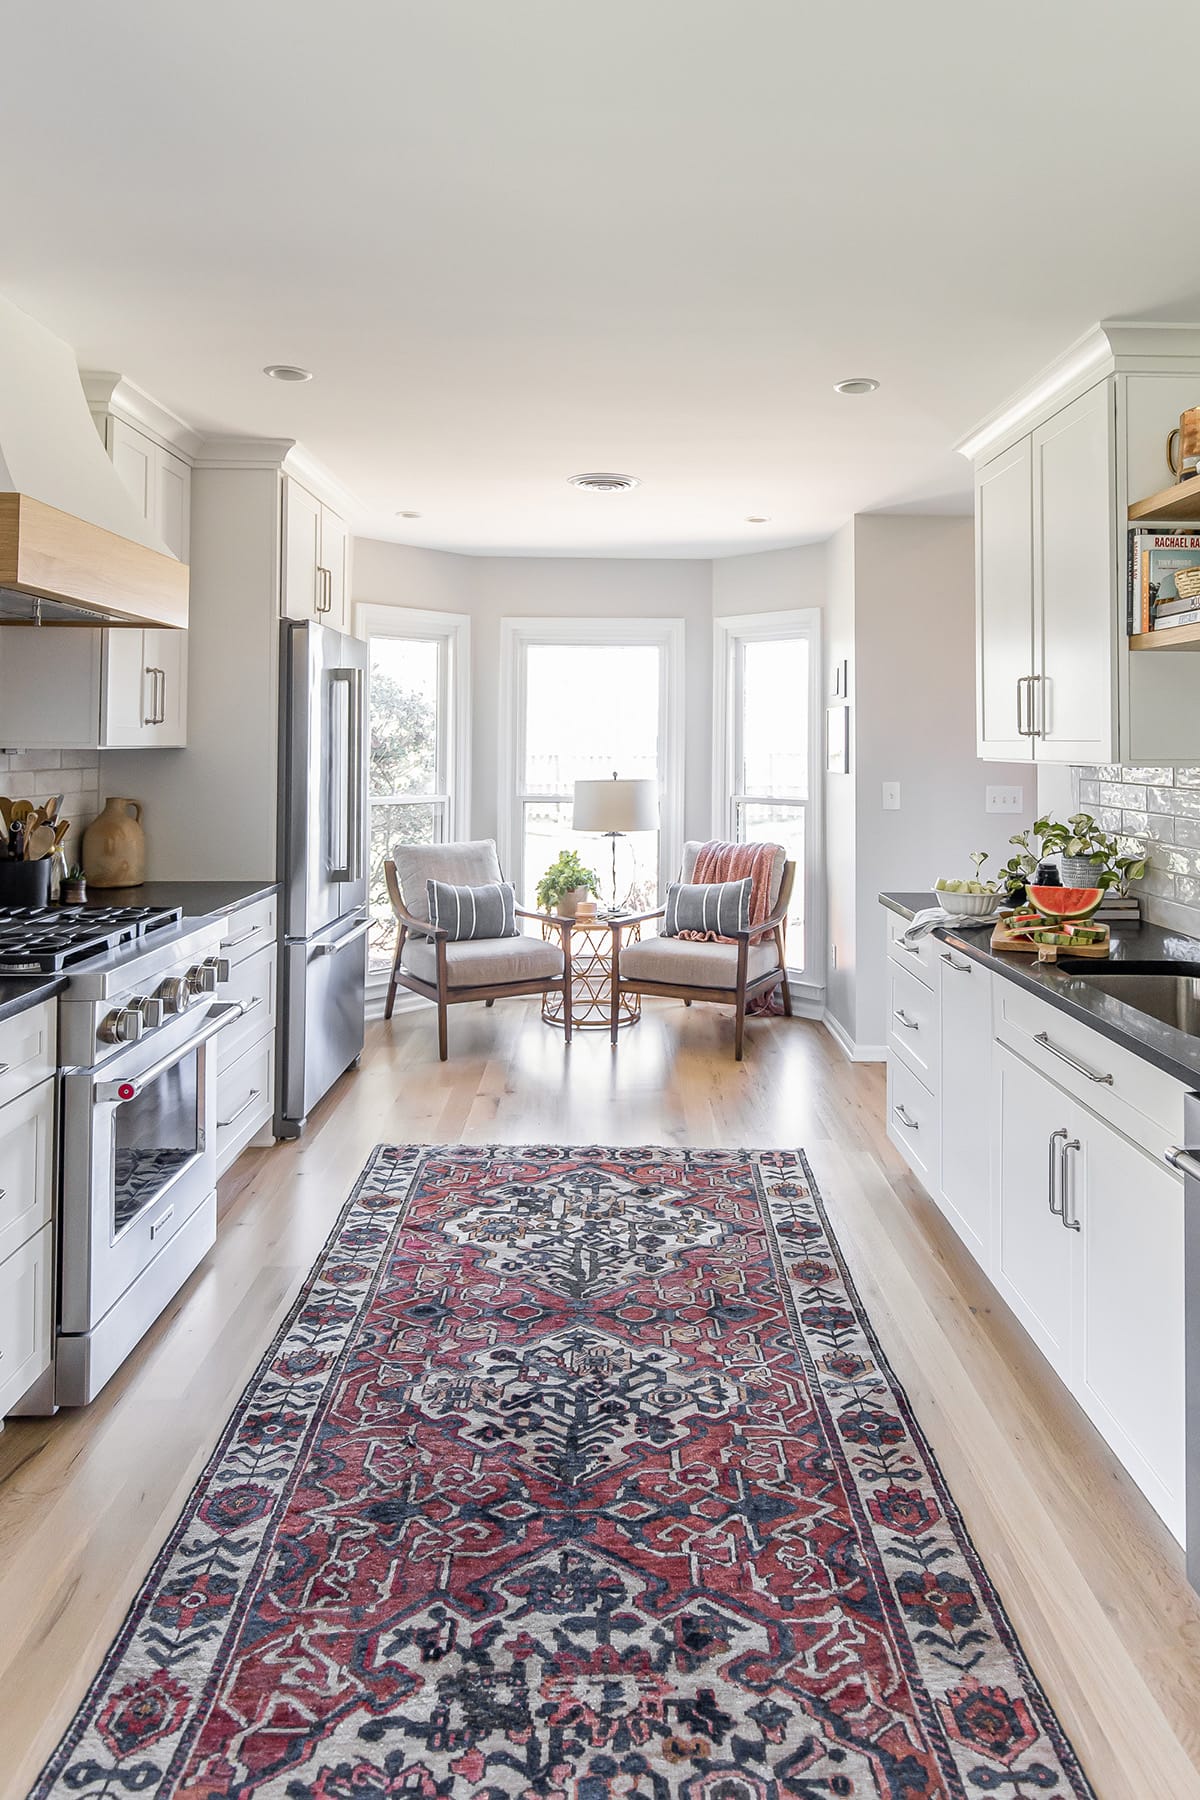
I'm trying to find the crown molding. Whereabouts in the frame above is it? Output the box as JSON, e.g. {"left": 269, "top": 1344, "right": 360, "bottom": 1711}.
{"left": 191, "top": 435, "right": 297, "bottom": 471}
{"left": 79, "top": 369, "right": 204, "bottom": 460}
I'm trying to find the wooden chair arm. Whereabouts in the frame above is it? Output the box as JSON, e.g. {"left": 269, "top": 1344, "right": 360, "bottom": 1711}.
{"left": 609, "top": 906, "right": 666, "bottom": 928}
{"left": 515, "top": 905, "right": 575, "bottom": 933}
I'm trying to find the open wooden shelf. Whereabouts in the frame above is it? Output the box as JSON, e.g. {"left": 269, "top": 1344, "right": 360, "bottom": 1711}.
{"left": 1128, "top": 478, "right": 1200, "bottom": 523}
{"left": 1129, "top": 620, "right": 1200, "bottom": 652}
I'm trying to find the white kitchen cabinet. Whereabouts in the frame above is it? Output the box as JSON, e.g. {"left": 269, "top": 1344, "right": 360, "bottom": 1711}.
{"left": 975, "top": 439, "right": 1034, "bottom": 760}
{"left": 974, "top": 383, "right": 1115, "bottom": 765}
{"left": 1068, "top": 1109, "right": 1185, "bottom": 1535}
{"left": 283, "top": 478, "right": 349, "bottom": 629}
{"left": 1032, "top": 384, "right": 1116, "bottom": 763}
{"left": 992, "top": 1039, "right": 1076, "bottom": 1381}
{"left": 0, "top": 625, "right": 186, "bottom": 749}
{"left": 105, "top": 416, "right": 191, "bottom": 562}
{"left": 214, "top": 893, "right": 279, "bottom": 1176}
{"left": 936, "top": 946, "right": 992, "bottom": 1263}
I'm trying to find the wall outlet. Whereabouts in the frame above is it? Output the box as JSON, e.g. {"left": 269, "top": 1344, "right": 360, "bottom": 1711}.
{"left": 986, "top": 785, "right": 1025, "bottom": 814}
{"left": 881, "top": 782, "right": 901, "bottom": 811}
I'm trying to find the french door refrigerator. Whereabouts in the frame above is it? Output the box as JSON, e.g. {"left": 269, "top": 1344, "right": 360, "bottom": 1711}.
{"left": 276, "top": 619, "right": 370, "bottom": 1136}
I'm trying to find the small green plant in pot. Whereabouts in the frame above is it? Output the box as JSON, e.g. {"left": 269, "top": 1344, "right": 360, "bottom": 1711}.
{"left": 1040, "top": 812, "right": 1148, "bottom": 892}
{"left": 536, "top": 849, "right": 599, "bottom": 918}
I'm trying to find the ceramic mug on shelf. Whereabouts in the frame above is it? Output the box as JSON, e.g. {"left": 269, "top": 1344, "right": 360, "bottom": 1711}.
{"left": 1166, "top": 406, "right": 1200, "bottom": 482}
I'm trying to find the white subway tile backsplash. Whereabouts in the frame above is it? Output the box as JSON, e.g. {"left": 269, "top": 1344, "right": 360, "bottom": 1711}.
{"left": 1077, "top": 779, "right": 1100, "bottom": 805}
{"left": 1071, "top": 764, "right": 1200, "bottom": 934}
{"left": 1148, "top": 787, "right": 1176, "bottom": 814}
{"left": 0, "top": 751, "right": 100, "bottom": 870}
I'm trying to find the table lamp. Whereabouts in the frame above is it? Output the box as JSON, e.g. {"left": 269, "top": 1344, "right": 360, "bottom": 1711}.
{"left": 572, "top": 771, "right": 659, "bottom": 911}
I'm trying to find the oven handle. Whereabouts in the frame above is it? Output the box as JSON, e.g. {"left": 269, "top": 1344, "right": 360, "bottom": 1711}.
{"left": 94, "top": 1002, "right": 245, "bottom": 1105}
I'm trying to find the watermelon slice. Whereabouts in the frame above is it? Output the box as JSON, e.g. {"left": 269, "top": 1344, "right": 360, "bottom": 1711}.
{"left": 1027, "top": 884, "right": 1103, "bottom": 922}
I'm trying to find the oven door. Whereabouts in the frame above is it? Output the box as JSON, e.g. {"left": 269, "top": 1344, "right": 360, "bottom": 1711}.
{"left": 60, "top": 1001, "right": 243, "bottom": 1334}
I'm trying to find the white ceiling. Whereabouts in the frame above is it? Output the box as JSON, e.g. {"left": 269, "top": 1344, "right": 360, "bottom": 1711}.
{"left": 3, "top": 0, "right": 1198, "bottom": 557}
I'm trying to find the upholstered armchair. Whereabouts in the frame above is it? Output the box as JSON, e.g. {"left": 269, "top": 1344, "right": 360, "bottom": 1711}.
{"left": 384, "top": 840, "right": 574, "bottom": 1060}
{"left": 610, "top": 840, "right": 795, "bottom": 1059}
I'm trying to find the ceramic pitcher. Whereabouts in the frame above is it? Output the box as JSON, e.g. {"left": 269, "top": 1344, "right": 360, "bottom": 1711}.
{"left": 82, "top": 797, "right": 145, "bottom": 888}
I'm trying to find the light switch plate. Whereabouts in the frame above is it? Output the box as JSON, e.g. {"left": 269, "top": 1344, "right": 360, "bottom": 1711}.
{"left": 882, "top": 782, "right": 901, "bottom": 811}
{"left": 986, "top": 786, "right": 1025, "bottom": 814}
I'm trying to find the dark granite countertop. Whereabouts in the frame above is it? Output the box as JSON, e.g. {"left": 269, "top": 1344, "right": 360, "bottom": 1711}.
{"left": 74, "top": 880, "right": 278, "bottom": 926}
{"left": 880, "top": 891, "right": 1200, "bottom": 1090}
{"left": 0, "top": 973, "right": 68, "bottom": 1025}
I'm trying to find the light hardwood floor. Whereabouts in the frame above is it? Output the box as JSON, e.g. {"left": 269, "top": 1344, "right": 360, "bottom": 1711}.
{"left": 2, "top": 997, "right": 1199, "bottom": 1798}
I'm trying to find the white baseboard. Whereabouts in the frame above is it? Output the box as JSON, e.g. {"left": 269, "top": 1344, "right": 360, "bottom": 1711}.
{"left": 822, "top": 1010, "right": 886, "bottom": 1063}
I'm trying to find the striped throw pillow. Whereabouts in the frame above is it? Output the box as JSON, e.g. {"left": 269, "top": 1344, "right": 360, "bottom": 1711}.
{"left": 426, "top": 879, "right": 518, "bottom": 941}
{"left": 662, "top": 877, "right": 752, "bottom": 938}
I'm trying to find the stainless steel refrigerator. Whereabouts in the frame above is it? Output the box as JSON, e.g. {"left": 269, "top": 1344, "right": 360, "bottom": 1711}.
{"left": 276, "top": 619, "right": 370, "bottom": 1136}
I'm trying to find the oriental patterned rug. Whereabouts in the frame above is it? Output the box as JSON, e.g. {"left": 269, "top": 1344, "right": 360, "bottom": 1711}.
{"left": 32, "top": 1145, "right": 1094, "bottom": 1799}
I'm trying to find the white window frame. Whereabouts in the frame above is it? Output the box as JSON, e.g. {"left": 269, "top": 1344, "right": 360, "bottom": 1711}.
{"left": 713, "top": 607, "right": 824, "bottom": 1001}
{"left": 357, "top": 603, "right": 472, "bottom": 843}
{"left": 498, "top": 616, "right": 685, "bottom": 904}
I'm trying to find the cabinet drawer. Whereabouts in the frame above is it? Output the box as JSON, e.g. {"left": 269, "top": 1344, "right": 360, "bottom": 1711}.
{"left": 887, "top": 1057, "right": 937, "bottom": 1190}
{"left": 216, "top": 941, "right": 277, "bottom": 1069}
{"left": 219, "top": 895, "right": 278, "bottom": 968}
{"left": 216, "top": 1034, "right": 275, "bottom": 1178}
{"left": 994, "top": 978, "right": 1187, "bottom": 1153}
{"left": 0, "top": 1001, "right": 56, "bottom": 1109}
{"left": 885, "top": 910, "right": 937, "bottom": 989}
{"left": 887, "top": 960, "right": 939, "bottom": 1090}
{"left": 0, "top": 1223, "right": 52, "bottom": 1419}
{"left": 0, "top": 1077, "right": 54, "bottom": 1266}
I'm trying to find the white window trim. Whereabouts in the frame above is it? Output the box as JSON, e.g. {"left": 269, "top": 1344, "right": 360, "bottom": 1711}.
{"left": 712, "top": 607, "right": 825, "bottom": 1003}
{"left": 356, "top": 602, "right": 472, "bottom": 841}
{"left": 498, "top": 616, "right": 685, "bottom": 902}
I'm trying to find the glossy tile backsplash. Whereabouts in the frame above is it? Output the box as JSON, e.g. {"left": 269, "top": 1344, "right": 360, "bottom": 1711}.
{"left": 1072, "top": 764, "right": 1200, "bottom": 934}
{"left": 0, "top": 748, "right": 100, "bottom": 868}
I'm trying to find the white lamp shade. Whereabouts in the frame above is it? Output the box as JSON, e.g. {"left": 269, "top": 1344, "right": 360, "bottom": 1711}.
{"left": 572, "top": 777, "right": 659, "bottom": 833}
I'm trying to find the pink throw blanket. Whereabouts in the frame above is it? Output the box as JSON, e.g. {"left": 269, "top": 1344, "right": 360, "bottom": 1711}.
{"left": 677, "top": 840, "right": 784, "bottom": 1015}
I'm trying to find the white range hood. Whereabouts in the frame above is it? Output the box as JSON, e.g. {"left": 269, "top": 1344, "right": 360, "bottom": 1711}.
{"left": 0, "top": 295, "right": 188, "bottom": 627}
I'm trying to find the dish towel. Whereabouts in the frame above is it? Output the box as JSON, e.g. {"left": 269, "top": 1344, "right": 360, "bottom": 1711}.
{"left": 901, "top": 906, "right": 1000, "bottom": 944}
{"left": 678, "top": 839, "right": 783, "bottom": 1015}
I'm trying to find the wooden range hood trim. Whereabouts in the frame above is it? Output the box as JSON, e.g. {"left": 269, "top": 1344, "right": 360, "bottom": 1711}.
{"left": 0, "top": 492, "right": 188, "bottom": 629}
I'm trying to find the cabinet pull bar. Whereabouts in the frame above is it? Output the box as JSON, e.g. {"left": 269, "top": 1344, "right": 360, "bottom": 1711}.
{"left": 1016, "top": 675, "right": 1031, "bottom": 736}
{"left": 1032, "top": 1030, "right": 1113, "bottom": 1084}
{"left": 221, "top": 924, "right": 263, "bottom": 949}
{"left": 1166, "top": 1145, "right": 1200, "bottom": 1182}
{"left": 1060, "top": 1137, "right": 1082, "bottom": 1230}
{"left": 895, "top": 940, "right": 922, "bottom": 956}
{"left": 940, "top": 952, "right": 971, "bottom": 972}
{"left": 0, "top": 1062, "right": 9, "bottom": 1074}
{"left": 892, "top": 1008, "right": 918, "bottom": 1031}
{"left": 893, "top": 1104, "right": 919, "bottom": 1131}
{"left": 218, "top": 1087, "right": 262, "bottom": 1130}
{"left": 1048, "top": 1127, "right": 1068, "bottom": 1216}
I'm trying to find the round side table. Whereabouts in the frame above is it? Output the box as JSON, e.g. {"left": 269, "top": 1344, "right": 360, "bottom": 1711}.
{"left": 542, "top": 916, "right": 642, "bottom": 1030}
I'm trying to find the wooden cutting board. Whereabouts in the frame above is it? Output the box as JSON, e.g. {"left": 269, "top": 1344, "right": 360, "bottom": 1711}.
{"left": 990, "top": 914, "right": 1110, "bottom": 960}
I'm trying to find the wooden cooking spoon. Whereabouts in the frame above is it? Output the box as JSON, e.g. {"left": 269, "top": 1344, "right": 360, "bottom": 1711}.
{"left": 25, "top": 824, "right": 55, "bottom": 862}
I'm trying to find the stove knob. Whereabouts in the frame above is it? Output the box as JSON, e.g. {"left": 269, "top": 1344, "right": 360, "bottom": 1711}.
{"left": 134, "top": 994, "right": 165, "bottom": 1028}
{"left": 100, "top": 1006, "right": 143, "bottom": 1045}
{"left": 157, "top": 976, "right": 193, "bottom": 1015}
{"left": 187, "top": 956, "right": 228, "bottom": 994}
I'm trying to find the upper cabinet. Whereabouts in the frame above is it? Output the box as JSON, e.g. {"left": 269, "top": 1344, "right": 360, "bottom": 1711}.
{"left": 965, "top": 324, "right": 1200, "bottom": 765}
{"left": 98, "top": 414, "right": 191, "bottom": 563}
{"left": 0, "top": 626, "right": 186, "bottom": 750}
{"left": 282, "top": 477, "right": 350, "bottom": 631}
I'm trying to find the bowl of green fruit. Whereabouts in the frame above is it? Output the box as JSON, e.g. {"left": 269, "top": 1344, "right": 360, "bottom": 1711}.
{"left": 934, "top": 853, "right": 1002, "bottom": 917}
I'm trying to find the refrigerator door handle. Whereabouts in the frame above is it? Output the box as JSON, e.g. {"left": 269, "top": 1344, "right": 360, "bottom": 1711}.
{"left": 312, "top": 918, "right": 371, "bottom": 957}
{"left": 328, "top": 665, "right": 364, "bottom": 883}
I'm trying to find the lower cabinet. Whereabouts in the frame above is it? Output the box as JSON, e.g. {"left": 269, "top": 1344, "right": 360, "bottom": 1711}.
{"left": 0, "top": 1224, "right": 53, "bottom": 1420}
{"left": 213, "top": 895, "right": 279, "bottom": 1179}
{"left": 882, "top": 904, "right": 1187, "bottom": 1541}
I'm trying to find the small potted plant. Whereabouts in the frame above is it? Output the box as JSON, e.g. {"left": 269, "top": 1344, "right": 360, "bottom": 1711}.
{"left": 1040, "top": 812, "right": 1148, "bottom": 892}
{"left": 536, "top": 849, "right": 599, "bottom": 918}
{"left": 61, "top": 864, "right": 87, "bottom": 905}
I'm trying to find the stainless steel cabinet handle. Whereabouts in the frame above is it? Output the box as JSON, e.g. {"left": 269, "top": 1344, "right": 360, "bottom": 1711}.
{"left": 1048, "top": 1126, "right": 1068, "bottom": 1217}
{"left": 1032, "top": 673, "right": 1047, "bottom": 738}
{"left": 895, "top": 940, "right": 922, "bottom": 956}
{"left": 156, "top": 667, "right": 167, "bottom": 724}
{"left": 218, "top": 1087, "right": 261, "bottom": 1130}
{"left": 1060, "top": 1137, "right": 1082, "bottom": 1230}
{"left": 0, "top": 1187, "right": 6, "bottom": 1201}
{"left": 222, "top": 922, "right": 265, "bottom": 949}
{"left": 1016, "top": 675, "right": 1032, "bottom": 737}
{"left": 0, "top": 1062, "right": 9, "bottom": 1074}
{"left": 149, "top": 1205, "right": 175, "bottom": 1241}
{"left": 1166, "top": 1145, "right": 1200, "bottom": 1181}
{"left": 893, "top": 1104, "right": 919, "bottom": 1131}
{"left": 940, "top": 952, "right": 971, "bottom": 972}
{"left": 892, "top": 1008, "right": 918, "bottom": 1031}
{"left": 1032, "top": 1031, "right": 1113, "bottom": 1085}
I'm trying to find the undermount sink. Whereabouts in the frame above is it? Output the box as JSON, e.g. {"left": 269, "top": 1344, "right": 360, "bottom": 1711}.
{"left": 1058, "top": 962, "right": 1200, "bottom": 1035}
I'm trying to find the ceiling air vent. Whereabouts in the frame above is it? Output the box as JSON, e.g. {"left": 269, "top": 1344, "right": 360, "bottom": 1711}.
{"left": 567, "top": 472, "right": 641, "bottom": 492}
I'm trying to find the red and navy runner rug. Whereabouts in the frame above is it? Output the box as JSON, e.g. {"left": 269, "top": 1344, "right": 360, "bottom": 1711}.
{"left": 32, "top": 1145, "right": 1094, "bottom": 1799}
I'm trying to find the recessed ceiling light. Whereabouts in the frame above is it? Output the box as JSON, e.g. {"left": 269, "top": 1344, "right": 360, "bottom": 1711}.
{"left": 395, "top": 510, "right": 422, "bottom": 519}
{"left": 567, "top": 472, "right": 641, "bottom": 492}
{"left": 745, "top": 515, "right": 771, "bottom": 524}
{"left": 834, "top": 377, "right": 880, "bottom": 396}
{"left": 263, "top": 363, "right": 313, "bottom": 382}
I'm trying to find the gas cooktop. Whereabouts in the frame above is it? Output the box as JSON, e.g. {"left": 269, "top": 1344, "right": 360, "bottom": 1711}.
{"left": 0, "top": 903, "right": 184, "bottom": 974}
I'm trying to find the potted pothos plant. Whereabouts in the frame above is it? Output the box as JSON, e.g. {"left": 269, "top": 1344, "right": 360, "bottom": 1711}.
{"left": 1039, "top": 812, "right": 1148, "bottom": 892}
{"left": 536, "top": 849, "right": 599, "bottom": 918}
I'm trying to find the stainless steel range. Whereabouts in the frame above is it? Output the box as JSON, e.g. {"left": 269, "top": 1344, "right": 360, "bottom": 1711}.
{"left": 8, "top": 904, "right": 250, "bottom": 1406}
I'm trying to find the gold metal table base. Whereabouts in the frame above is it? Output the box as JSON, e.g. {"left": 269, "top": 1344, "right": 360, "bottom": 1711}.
{"left": 542, "top": 916, "right": 641, "bottom": 1030}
